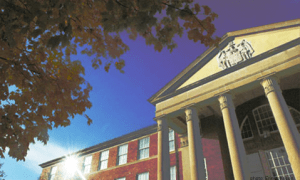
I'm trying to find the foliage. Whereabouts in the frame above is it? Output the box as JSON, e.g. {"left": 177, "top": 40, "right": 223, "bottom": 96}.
{"left": 0, "top": 0, "right": 220, "bottom": 161}
{"left": 0, "top": 163, "right": 6, "bottom": 180}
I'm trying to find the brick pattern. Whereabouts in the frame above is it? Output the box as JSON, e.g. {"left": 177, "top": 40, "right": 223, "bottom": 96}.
{"left": 88, "top": 158, "right": 157, "bottom": 180}
{"left": 108, "top": 146, "right": 118, "bottom": 168}
{"left": 40, "top": 132, "right": 225, "bottom": 180}
{"left": 149, "top": 133, "right": 157, "bottom": 157}
{"left": 91, "top": 152, "right": 100, "bottom": 172}
{"left": 128, "top": 140, "right": 138, "bottom": 163}
{"left": 202, "top": 138, "right": 226, "bottom": 180}
{"left": 40, "top": 167, "right": 51, "bottom": 180}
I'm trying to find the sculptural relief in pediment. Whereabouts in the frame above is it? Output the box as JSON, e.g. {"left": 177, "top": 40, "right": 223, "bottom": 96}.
{"left": 217, "top": 39, "right": 255, "bottom": 70}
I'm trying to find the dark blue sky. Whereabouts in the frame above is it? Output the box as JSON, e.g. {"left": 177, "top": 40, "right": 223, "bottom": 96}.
{"left": 2, "top": 0, "right": 299, "bottom": 179}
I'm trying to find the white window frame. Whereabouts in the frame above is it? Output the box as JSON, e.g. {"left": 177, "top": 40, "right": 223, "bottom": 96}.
{"left": 99, "top": 150, "right": 109, "bottom": 170}
{"left": 117, "top": 144, "right": 128, "bottom": 165}
{"left": 115, "top": 177, "right": 126, "bottom": 180}
{"left": 204, "top": 158, "right": 208, "bottom": 180}
{"left": 49, "top": 166, "right": 57, "bottom": 180}
{"left": 138, "top": 137, "right": 150, "bottom": 160}
{"left": 169, "top": 129, "right": 175, "bottom": 152}
{"left": 170, "top": 166, "right": 176, "bottom": 180}
{"left": 83, "top": 155, "right": 92, "bottom": 174}
{"left": 265, "top": 147, "right": 295, "bottom": 179}
{"left": 253, "top": 104, "right": 300, "bottom": 136}
{"left": 137, "top": 172, "right": 149, "bottom": 180}
{"left": 240, "top": 116, "right": 254, "bottom": 141}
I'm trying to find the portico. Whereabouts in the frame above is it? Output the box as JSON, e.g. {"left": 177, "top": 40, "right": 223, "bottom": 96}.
{"left": 149, "top": 19, "right": 300, "bottom": 180}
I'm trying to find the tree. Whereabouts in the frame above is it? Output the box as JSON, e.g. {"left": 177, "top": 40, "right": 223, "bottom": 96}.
{"left": 0, "top": 0, "right": 220, "bottom": 161}
{"left": 0, "top": 163, "right": 6, "bottom": 180}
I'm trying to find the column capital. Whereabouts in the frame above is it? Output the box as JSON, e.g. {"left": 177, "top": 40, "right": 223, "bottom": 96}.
{"left": 156, "top": 117, "right": 168, "bottom": 132}
{"left": 218, "top": 93, "right": 234, "bottom": 110}
{"left": 185, "top": 106, "right": 198, "bottom": 123}
{"left": 260, "top": 76, "right": 281, "bottom": 96}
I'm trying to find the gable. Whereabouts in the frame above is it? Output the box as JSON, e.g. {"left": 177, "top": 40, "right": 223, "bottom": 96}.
{"left": 148, "top": 19, "right": 300, "bottom": 105}
{"left": 177, "top": 25, "right": 300, "bottom": 90}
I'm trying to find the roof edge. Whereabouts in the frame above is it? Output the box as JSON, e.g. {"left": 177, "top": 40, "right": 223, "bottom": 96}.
{"left": 39, "top": 124, "right": 157, "bottom": 168}
{"left": 147, "top": 18, "right": 300, "bottom": 105}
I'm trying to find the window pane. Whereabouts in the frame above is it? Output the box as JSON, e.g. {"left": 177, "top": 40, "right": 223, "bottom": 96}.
{"left": 84, "top": 165, "right": 91, "bottom": 174}
{"left": 84, "top": 156, "right": 92, "bottom": 173}
{"left": 101, "top": 150, "right": 109, "bottom": 160}
{"left": 119, "top": 154, "right": 127, "bottom": 165}
{"left": 169, "top": 141, "right": 175, "bottom": 152}
{"left": 241, "top": 116, "right": 253, "bottom": 139}
{"left": 100, "top": 160, "right": 108, "bottom": 170}
{"left": 119, "top": 144, "right": 128, "bottom": 155}
{"left": 116, "top": 178, "right": 126, "bottom": 180}
{"left": 85, "top": 156, "right": 92, "bottom": 165}
{"left": 49, "top": 166, "right": 57, "bottom": 180}
{"left": 137, "top": 172, "right": 149, "bottom": 180}
{"left": 266, "top": 147, "right": 294, "bottom": 179}
{"left": 99, "top": 150, "right": 109, "bottom": 170}
{"left": 51, "top": 166, "right": 57, "bottom": 174}
{"left": 169, "top": 129, "right": 174, "bottom": 140}
{"left": 139, "top": 148, "right": 149, "bottom": 159}
{"left": 139, "top": 137, "right": 149, "bottom": 149}
{"left": 253, "top": 104, "right": 279, "bottom": 135}
{"left": 170, "top": 166, "right": 176, "bottom": 180}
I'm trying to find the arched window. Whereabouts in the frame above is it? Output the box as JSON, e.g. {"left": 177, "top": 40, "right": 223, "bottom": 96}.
{"left": 252, "top": 104, "right": 300, "bottom": 135}
{"left": 240, "top": 116, "right": 253, "bottom": 140}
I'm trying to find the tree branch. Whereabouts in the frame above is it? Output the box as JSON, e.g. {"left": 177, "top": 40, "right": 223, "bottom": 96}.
{"left": 161, "top": 2, "right": 208, "bottom": 32}
{"left": 114, "top": 0, "right": 138, "bottom": 12}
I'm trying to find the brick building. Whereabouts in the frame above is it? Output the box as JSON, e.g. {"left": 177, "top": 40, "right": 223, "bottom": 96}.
{"left": 40, "top": 19, "right": 300, "bottom": 180}
{"left": 39, "top": 125, "right": 225, "bottom": 180}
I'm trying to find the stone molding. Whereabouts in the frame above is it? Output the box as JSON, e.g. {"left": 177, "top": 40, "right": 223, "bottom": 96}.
{"left": 185, "top": 107, "right": 198, "bottom": 123}
{"left": 260, "top": 76, "right": 281, "bottom": 96}
{"left": 218, "top": 93, "right": 234, "bottom": 111}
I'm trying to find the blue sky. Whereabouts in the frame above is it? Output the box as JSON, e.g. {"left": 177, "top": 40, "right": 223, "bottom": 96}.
{"left": 1, "top": 0, "right": 299, "bottom": 179}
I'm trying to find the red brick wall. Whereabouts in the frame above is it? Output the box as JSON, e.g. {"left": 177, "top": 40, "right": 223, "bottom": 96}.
{"left": 149, "top": 134, "right": 157, "bottom": 156}
{"left": 202, "top": 138, "right": 225, "bottom": 180}
{"left": 40, "top": 167, "right": 51, "bottom": 180}
{"left": 128, "top": 140, "right": 138, "bottom": 163}
{"left": 108, "top": 146, "right": 118, "bottom": 168}
{"left": 91, "top": 152, "right": 100, "bottom": 172}
{"left": 88, "top": 158, "right": 157, "bottom": 180}
{"left": 40, "top": 132, "right": 225, "bottom": 180}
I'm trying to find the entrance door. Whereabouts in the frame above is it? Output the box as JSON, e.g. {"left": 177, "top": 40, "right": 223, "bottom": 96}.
{"left": 247, "top": 153, "right": 265, "bottom": 178}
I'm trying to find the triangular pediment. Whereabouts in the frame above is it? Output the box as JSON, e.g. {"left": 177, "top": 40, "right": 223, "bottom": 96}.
{"left": 148, "top": 19, "right": 300, "bottom": 105}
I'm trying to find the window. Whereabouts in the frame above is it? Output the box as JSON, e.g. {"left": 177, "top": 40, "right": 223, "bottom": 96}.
{"left": 83, "top": 156, "right": 92, "bottom": 174}
{"left": 240, "top": 116, "right": 253, "bottom": 140}
{"left": 117, "top": 144, "right": 128, "bottom": 165}
{"left": 253, "top": 104, "right": 277, "bottom": 135}
{"left": 138, "top": 137, "right": 149, "bottom": 159}
{"left": 99, "top": 150, "right": 109, "bottom": 170}
{"left": 253, "top": 104, "right": 300, "bottom": 135}
{"left": 137, "top": 172, "right": 149, "bottom": 180}
{"left": 169, "top": 129, "right": 175, "bottom": 152}
{"left": 170, "top": 166, "right": 176, "bottom": 180}
{"left": 49, "top": 166, "right": 57, "bottom": 180}
{"left": 115, "top": 177, "right": 126, "bottom": 180}
{"left": 265, "top": 147, "right": 295, "bottom": 180}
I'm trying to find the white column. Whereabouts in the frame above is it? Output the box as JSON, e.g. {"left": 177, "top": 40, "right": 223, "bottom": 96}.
{"left": 185, "top": 107, "right": 206, "bottom": 180}
{"left": 260, "top": 76, "right": 300, "bottom": 179}
{"left": 218, "top": 94, "right": 250, "bottom": 180}
{"left": 157, "top": 118, "right": 170, "bottom": 180}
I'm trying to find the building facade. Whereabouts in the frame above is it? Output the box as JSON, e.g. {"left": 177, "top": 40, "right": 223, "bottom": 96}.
{"left": 40, "top": 19, "right": 300, "bottom": 180}
{"left": 39, "top": 125, "right": 225, "bottom": 180}
{"left": 148, "top": 19, "right": 300, "bottom": 180}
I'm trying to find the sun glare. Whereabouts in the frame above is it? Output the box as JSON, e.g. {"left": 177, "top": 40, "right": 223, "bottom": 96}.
{"left": 64, "top": 155, "right": 78, "bottom": 177}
